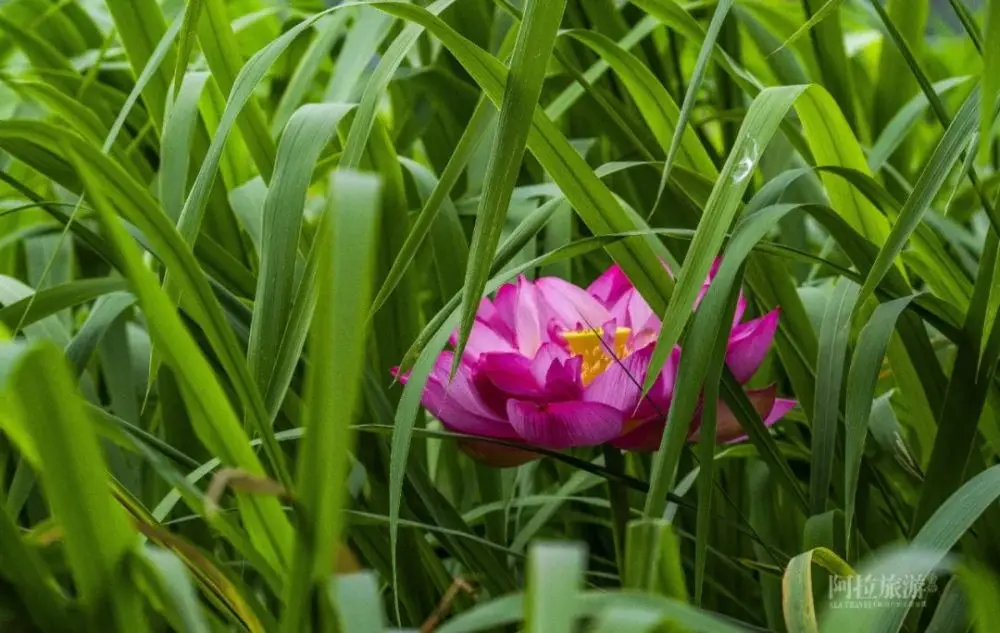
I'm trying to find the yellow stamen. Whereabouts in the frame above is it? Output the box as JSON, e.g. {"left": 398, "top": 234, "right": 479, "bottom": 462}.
{"left": 561, "top": 327, "right": 631, "bottom": 385}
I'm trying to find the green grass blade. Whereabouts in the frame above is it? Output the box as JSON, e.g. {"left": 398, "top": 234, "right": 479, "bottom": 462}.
{"left": 132, "top": 547, "right": 211, "bottom": 633}
{"left": 161, "top": 72, "right": 210, "bottom": 223}
{"left": 856, "top": 87, "right": 980, "bottom": 309}
{"left": 371, "top": 97, "right": 493, "bottom": 315}
{"left": 329, "top": 572, "right": 386, "bottom": 633}
{"left": 9, "top": 342, "right": 138, "bottom": 610}
{"left": 272, "top": 13, "right": 349, "bottom": 135}
{"left": 652, "top": 0, "right": 733, "bottom": 210}
{"left": 452, "top": 0, "right": 568, "bottom": 370}
{"left": 73, "top": 150, "right": 293, "bottom": 570}
{"left": 872, "top": 0, "right": 929, "bottom": 145}
{"left": 981, "top": 0, "right": 1000, "bottom": 163}
{"left": 339, "top": 0, "right": 458, "bottom": 170}
{"left": 843, "top": 294, "right": 917, "bottom": 550}
{"left": 0, "top": 478, "right": 72, "bottom": 633}
{"left": 811, "top": 279, "right": 859, "bottom": 515}
{"left": 247, "top": 103, "right": 352, "bottom": 395}
{"left": 196, "top": 0, "right": 276, "bottom": 179}
{"left": 526, "top": 542, "right": 586, "bottom": 633}
{"left": 642, "top": 85, "right": 806, "bottom": 396}
{"left": 770, "top": 0, "right": 845, "bottom": 56}
{"left": 362, "top": 1, "right": 676, "bottom": 320}
{"left": 280, "top": 172, "right": 380, "bottom": 633}
{"left": 324, "top": 8, "right": 392, "bottom": 103}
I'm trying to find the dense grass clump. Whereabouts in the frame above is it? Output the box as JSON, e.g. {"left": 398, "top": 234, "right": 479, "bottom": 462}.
{"left": 1, "top": 0, "right": 1000, "bottom": 631}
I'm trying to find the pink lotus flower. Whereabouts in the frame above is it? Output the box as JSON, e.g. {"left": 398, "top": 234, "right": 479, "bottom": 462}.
{"left": 397, "top": 262, "right": 795, "bottom": 466}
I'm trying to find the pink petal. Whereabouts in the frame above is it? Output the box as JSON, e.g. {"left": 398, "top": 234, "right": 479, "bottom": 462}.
{"left": 693, "top": 385, "right": 778, "bottom": 444}
{"left": 732, "top": 294, "right": 748, "bottom": 326}
{"left": 607, "top": 291, "right": 632, "bottom": 325}
{"left": 479, "top": 353, "right": 540, "bottom": 399}
{"left": 458, "top": 439, "right": 539, "bottom": 467}
{"left": 467, "top": 319, "right": 516, "bottom": 359}
{"left": 612, "top": 417, "right": 666, "bottom": 451}
{"left": 632, "top": 346, "right": 680, "bottom": 421}
{"left": 531, "top": 343, "right": 582, "bottom": 400}
{"left": 766, "top": 398, "right": 797, "bottom": 425}
{"left": 423, "top": 353, "right": 519, "bottom": 440}
{"left": 490, "top": 283, "right": 517, "bottom": 340}
{"left": 536, "top": 277, "right": 611, "bottom": 330}
{"left": 587, "top": 264, "right": 632, "bottom": 307}
{"left": 707, "top": 257, "right": 722, "bottom": 281}
{"left": 726, "top": 309, "right": 780, "bottom": 383}
{"left": 514, "top": 275, "right": 545, "bottom": 356}
{"left": 627, "top": 290, "right": 658, "bottom": 332}
{"left": 583, "top": 346, "right": 650, "bottom": 414}
{"left": 506, "top": 400, "right": 624, "bottom": 449}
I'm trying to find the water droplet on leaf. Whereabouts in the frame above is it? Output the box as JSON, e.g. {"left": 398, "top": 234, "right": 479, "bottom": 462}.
{"left": 731, "top": 140, "right": 759, "bottom": 184}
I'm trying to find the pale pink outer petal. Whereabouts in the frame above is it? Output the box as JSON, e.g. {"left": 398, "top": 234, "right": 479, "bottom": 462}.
{"left": 587, "top": 264, "right": 632, "bottom": 307}
{"left": 514, "top": 275, "right": 545, "bottom": 356}
{"left": 491, "top": 283, "right": 517, "bottom": 340}
{"left": 474, "top": 296, "right": 516, "bottom": 345}
{"left": 506, "top": 400, "right": 624, "bottom": 449}
{"left": 459, "top": 319, "right": 516, "bottom": 361}
{"left": 536, "top": 277, "right": 612, "bottom": 330}
{"left": 725, "top": 309, "right": 780, "bottom": 383}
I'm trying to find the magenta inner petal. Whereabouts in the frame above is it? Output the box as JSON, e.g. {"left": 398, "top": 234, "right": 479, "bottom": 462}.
{"left": 478, "top": 352, "right": 541, "bottom": 399}
{"left": 766, "top": 398, "right": 797, "bottom": 425}
{"left": 423, "top": 355, "right": 519, "bottom": 440}
{"left": 587, "top": 263, "right": 632, "bottom": 307}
